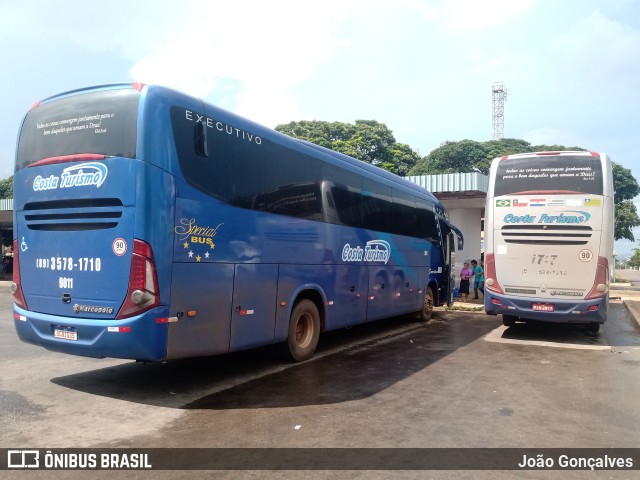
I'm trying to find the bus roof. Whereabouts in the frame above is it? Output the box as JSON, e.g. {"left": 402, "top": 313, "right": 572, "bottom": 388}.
{"left": 498, "top": 151, "right": 601, "bottom": 161}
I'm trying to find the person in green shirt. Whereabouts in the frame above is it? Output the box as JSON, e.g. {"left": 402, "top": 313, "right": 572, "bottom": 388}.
{"left": 471, "top": 259, "right": 484, "bottom": 299}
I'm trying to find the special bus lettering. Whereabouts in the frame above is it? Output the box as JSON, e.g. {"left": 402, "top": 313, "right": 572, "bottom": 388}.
{"left": 173, "top": 218, "right": 223, "bottom": 241}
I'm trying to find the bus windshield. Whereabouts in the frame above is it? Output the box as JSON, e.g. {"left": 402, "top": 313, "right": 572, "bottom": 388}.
{"left": 16, "top": 88, "right": 139, "bottom": 170}
{"left": 494, "top": 155, "right": 603, "bottom": 196}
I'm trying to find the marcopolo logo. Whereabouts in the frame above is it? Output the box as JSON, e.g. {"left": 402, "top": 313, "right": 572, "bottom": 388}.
{"left": 33, "top": 162, "right": 108, "bottom": 191}
{"left": 342, "top": 240, "right": 391, "bottom": 264}
{"left": 73, "top": 304, "right": 114, "bottom": 315}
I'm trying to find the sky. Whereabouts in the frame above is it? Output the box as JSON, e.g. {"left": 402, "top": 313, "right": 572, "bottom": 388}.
{"left": 1, "top": 0, "right": 639, "bottom": 255}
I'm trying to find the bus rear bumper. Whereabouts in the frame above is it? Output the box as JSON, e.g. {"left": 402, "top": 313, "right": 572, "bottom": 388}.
{"left": 12, "top": 305, "right": 169, "bottom": 361}
{"left": 484, "top": 292, "right": 608, "bottom": 324}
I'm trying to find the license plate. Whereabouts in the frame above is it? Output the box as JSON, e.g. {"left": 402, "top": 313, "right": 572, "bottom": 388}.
{"left": 532, "top": 303, "right": 554, "bottom": 312}
{"left": 54, "top": 328, "right": 78, "bottom": 341}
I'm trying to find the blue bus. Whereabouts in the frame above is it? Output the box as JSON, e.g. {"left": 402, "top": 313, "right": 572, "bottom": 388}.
{"left": 12, "top": 83, "right": 462, "bottom": 362}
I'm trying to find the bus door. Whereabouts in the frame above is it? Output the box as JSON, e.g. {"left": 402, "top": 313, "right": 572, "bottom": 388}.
{"left": 441, "top": 222, "right": 463, "bottom": 306}
{"left": 168, "top": 196, "right": 236, "bottom": 358}
{"left": 229, "top": 264, "right": 278, "bottom": 350}
{"left": 167, "top": 262, "right": 234, "bottom": 358}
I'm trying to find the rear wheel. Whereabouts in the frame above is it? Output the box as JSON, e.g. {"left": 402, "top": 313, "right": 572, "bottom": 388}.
{"left": 502, "top": 315, "right": 517, "bottom": 327}
{"left": 420, "top": 287, "right": 435, "bottom": 322}
{"left": 586, "top": 322, "right": 600, "bottom": 333}
{"left": 287, "top": 299, "right": 321, "bottom": 362}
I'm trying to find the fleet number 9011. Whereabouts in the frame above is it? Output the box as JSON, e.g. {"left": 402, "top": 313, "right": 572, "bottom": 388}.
{"left": 36, "top": 257, "right": 102, "bottom": 272}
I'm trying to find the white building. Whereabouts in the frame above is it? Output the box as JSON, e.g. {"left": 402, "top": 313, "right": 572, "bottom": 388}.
{"left": 407, "top": 173, "right": 488, "bottom": 269}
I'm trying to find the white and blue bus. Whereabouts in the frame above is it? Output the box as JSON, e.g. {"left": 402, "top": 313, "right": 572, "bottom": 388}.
{"left": 484, "top": 151, "right": 614, "bottom": 332}
{"left": 12, "top": 83, "right": 462, "bottom": 362}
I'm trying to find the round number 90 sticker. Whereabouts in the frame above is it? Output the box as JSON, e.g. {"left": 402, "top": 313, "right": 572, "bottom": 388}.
{"left": 113, "top": 238, "right": 127, "bottom": 256}
{"left": 578, "top": 249, "right": 593, "bottom": 262}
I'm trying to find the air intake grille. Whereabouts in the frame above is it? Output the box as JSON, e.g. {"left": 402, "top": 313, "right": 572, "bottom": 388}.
{"left": 24, "top": 198, "right": 123, "bottom": 231}
{"left": 500, "top": 224, "right": 593, "bottom": 246}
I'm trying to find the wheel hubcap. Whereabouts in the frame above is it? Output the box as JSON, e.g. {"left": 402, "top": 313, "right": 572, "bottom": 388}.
{"left": 295, "top": 313, "right": 312, "bottom": 347}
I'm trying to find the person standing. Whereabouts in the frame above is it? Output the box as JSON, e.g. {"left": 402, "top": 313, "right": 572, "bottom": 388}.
{"left": 459, "top": 262, "right": 472, "bottom": 302}
{"left": 471, "top": 259, "right": 484, "bottom": 300}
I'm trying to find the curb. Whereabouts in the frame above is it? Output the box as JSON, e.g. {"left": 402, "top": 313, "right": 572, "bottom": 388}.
{"left": 622, "top": 300, "right": 640, "bottom": 330}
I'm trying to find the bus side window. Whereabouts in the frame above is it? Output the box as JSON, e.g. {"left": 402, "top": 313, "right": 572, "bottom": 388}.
{"left": 417, "top": 205, "right": 440, "bottom": 245}
{"left": 194, "top": 121, "right": 208, "bottom": 157}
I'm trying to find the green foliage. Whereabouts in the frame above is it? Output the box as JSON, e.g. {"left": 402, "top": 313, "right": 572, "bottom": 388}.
{"left": 627, "top": 247, "right": 640, "bottom": 269}
{"left": 408, "top": 138, "right": 584, "bottom": 176}
{"left": 410, "top": 140, "right": 491, "bottom": 175}
{"left": 0, "top": 176, "right": 13, "bottom": 199}
{"left": 612, "top": 163, "right": 640, "bottom": 202}
{"left": 276, "top": 120, "right": 421, "bottom": 176}
{"left": 408, "top": 138, "right": 640, "bottom": 242}
{"left": 611, "top": 163, "right": 640, "bottom": 241}
{"left": 614, "top": 200, "right": 639, "bottom": 241}
{"left": 276, "top": 123, "right": 640, "bottom": 243}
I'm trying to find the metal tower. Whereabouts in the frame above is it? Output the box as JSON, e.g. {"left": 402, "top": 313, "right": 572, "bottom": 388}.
{"left": 492, "top": 82, "right": 507, "bottom": 140}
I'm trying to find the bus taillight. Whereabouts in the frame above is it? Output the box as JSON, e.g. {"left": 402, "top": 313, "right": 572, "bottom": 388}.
{"left": 585, "top": 256, "right": 609, "bottom": 300}
{"left": 116, "top": 239, "right": 159, "bottom": 319}
{"left": 484, "top": 253, "right": 504, "bottom": 294}
{"left": 11, "top": 239, "right": 28, "bottom": 309}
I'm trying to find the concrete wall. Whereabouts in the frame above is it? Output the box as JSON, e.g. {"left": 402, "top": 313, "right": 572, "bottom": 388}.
{"left": 446, "top": 206, "right": 483, "bottom": 270}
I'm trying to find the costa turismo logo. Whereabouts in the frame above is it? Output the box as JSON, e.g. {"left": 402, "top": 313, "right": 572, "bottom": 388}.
{"left": 33, "top": 162, "right": 108, "bottom": 191}
{"left": 342, "top": 240, "right": 391, "bottom": 264}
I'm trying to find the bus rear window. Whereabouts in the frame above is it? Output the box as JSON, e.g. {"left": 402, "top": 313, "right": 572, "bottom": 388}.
{"left": 16, "top": 88, "right": 139, "bottom": 171}
{"left": 494, "top": 156, "right": 603, "bottom": 196}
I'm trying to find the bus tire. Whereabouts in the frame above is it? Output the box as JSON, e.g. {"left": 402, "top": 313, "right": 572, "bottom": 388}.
{"left": 420, "top": 287, "right": 435, "bottom": 322}
{"left": 287, "top": 299, "right": 321, "bottom": 362}
{"left": 502, "top": 315, "right": 517, "bottom": 327}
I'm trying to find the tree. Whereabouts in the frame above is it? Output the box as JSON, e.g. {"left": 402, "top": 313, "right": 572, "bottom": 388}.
{"left": 276, "top": 120, "right": 421, "bottom": 176}
{"left": 615, "top": 201, "right": 640, "bottom": 241}
{"left": 0, "top": 176, "right": 13, "bottom": 199}
{"left": 628, "top": 247, "right": 640, "bottom": 269}
{"left": 408, "top": 138, "right": 585, "bottom": 176}
{"left": 407, "top": 139, "right": 640, "bottom": 241}
{"left": 612, "top": 163, "right": 640, "bottom": 241}
{"left": 410, "top": 140, "right": 491, "bottom": 175}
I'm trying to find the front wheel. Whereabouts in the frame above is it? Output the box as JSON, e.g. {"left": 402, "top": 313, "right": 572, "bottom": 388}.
{"left": 420, "top": 287, "right": 435, "bottom": 322}
{"left": 287, "top": 299, "right": 321, "bottom": 362}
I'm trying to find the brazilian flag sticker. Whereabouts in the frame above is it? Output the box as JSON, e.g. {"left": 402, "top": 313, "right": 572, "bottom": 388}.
{"left": 496, "top": 199, "right": 511, "bottom": 207}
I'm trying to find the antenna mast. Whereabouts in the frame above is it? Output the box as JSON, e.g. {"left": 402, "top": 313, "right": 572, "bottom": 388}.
{"left": 492, "top": 82, "right": 507, "bottom": 140}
